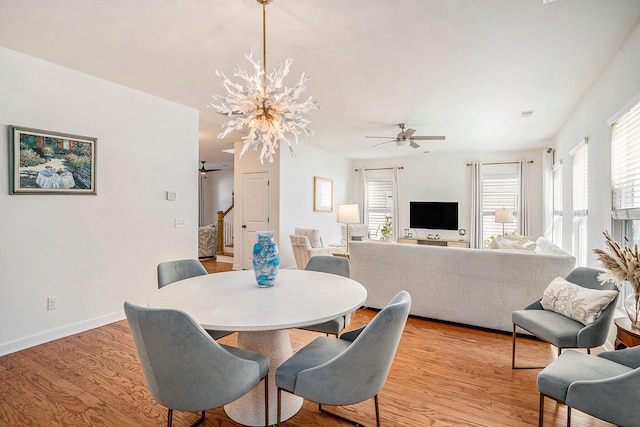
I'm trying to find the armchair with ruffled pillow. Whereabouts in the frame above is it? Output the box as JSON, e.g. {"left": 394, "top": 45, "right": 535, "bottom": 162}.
{"left": 289, "top": 228, "right": 332, "bottom": 270}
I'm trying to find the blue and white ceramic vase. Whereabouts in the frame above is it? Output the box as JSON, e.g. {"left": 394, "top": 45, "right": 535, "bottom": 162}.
{"left": 253, "top": 231, "right": 280, "bottom": 287}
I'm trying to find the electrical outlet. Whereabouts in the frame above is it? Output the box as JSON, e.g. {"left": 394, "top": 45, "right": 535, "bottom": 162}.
{"left": 175, "top": 218, "right": 186, "bottom": 228}
{"left": 47, "top": 297, "right": 58, "bottom": 311}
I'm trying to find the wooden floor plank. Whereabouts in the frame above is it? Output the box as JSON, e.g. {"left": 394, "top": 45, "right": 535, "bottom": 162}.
{"left": 0, "top": 264, "right": 617, "bottom": 426}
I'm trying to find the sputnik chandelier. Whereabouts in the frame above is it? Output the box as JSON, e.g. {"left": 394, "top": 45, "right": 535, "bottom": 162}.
{"left": 210, "top": 0, "right": 318, "bottom": 164}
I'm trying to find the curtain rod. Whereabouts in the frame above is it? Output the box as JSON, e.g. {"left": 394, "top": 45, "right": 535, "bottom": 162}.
{"left": 354, "top": 166, "right": 404, "bottom": 172}
{"left": 466, "top": 161, "right": 534, "bottom": 166}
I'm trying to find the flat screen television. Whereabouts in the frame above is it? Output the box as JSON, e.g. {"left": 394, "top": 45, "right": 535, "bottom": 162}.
{"left": 409, "top": 201, "right": 458, "bottom": 230}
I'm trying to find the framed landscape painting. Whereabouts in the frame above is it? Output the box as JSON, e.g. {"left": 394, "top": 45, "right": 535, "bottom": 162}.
{"left": 9, "top": 126, "right": 97, "bottom": 195}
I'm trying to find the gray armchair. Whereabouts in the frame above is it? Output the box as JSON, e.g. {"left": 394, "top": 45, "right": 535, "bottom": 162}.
{"left": 301, "top": 256, "right": 353, "bottom": 336}
{"left": 537, "top": 346, "right": 640, "bottom": 426}
{"left": 124, "top": 302, "right": 270, "bottom": 427}
{"left": 275, "top": 291, "right": 411, "bottom": 426}
{"left": 157, "top": 259, "right": 232, "bottom": 340}
{"left": 511, "top": 267, "right": 618, "bottom": 369}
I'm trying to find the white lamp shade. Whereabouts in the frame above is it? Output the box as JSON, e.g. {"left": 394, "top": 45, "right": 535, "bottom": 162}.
{"left": 337, "top": 204, "right": 360, "bottom": 224}
{"left": 495, "top": 208, "right": 514, "bottom": 224}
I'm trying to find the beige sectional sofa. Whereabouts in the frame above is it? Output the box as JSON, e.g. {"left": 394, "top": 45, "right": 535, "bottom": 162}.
{"left": 349, "top": 238, "right": 576, "bottom": 332}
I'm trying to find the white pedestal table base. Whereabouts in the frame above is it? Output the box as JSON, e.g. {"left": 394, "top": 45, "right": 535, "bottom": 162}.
{"left": 224, "top": 330, "right": 303, "bottom": 426}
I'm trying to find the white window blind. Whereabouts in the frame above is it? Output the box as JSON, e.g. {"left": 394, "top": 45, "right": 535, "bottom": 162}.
{"left": 572, "top": 141, "right": 588, "bottom": 216}
{"left": 481, "top": 164, "right": 518, "bottom": 242}
{"left": 612, "top": 100, "right": 640, "bottom": 215}
{"left": 365, "top": 179, "right": 394, "bottom": 239}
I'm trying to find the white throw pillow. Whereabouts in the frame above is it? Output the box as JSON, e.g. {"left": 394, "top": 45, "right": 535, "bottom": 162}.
{"left": 540, "top": 277, "right": 618, "bottom": 325}
{"left": 535, "top": 237, "right": 568, "bottom": 256}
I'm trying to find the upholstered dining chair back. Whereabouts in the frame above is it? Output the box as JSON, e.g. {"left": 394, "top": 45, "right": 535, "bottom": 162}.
{"left": 304, "top": 255, "right": 351, "bottom": 278}
{"left": 157, "top": 259, "right": 208, "bottom": 289}
{"left": 301, "top": 256, "right": 353, "bottom": 335}
{"left": 301, "top": 290, "right": 410, "bottom": 404}
{"left": 512, "top": 266, "right": 618, "bottom": 369}
{"left": 124, "top": 302, "right": 270, "bottom": 426}
{"left": 275, "top": 291, "right": 410, "bottom": 426}
{"left": 156, "top": 259, "right": 231, "bottom": 340}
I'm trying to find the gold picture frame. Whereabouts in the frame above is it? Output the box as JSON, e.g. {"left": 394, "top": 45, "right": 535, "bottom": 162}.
{"left": 313, "top": 176, "right": 333, "bottom": 212}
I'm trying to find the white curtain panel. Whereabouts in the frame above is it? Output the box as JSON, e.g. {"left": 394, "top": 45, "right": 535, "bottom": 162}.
{"left": 519, "top": 161, "right": 529, "bottom": 236}
{"left": 470, "top": 162, "right": 483, "bottom": 249}
{"left": 393, "top": 167, "right": 400, "bottom": 240}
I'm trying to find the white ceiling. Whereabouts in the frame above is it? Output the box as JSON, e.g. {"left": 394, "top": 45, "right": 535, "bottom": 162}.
{"left": 1, "top": 0, "right": 639, "bottom": 169}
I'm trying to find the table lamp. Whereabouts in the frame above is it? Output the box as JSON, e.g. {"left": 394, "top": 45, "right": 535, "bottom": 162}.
{"left": 337, "top": 204, "right": 360, "bottom": 255}
{"left": 495, "top": 208, "right": 514, "bottom": 237}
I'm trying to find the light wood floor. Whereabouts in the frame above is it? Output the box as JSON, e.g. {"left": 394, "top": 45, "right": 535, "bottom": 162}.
{"left": 0, "top": 262, "right": 615, "bottom": 427}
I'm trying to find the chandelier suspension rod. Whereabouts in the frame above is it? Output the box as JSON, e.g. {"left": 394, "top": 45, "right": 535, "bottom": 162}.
{"left": 261, "top": 0, "right": 268, "bottom": 98}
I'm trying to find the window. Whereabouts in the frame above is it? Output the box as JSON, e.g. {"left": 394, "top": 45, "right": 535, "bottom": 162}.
{"left": 611, "top": 97, "right": 640, "bottom": 244}
{"left": 571, "top": 140, "right": 588, "bottom": 266}
{"left": 552, "top": 163, "right": 563, "bottom": 247}
{"left": 611, "top": 97, "right": 640, "bottom": 303}
{"left": 481, "top": 163, "right": 519, "bottom": 243}
{"left": 365, "top": 179, "right": 394, "bottom": 239}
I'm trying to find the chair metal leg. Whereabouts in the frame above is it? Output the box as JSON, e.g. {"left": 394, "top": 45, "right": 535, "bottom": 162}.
{"left": 374, "top": 394, "right": 381, "bottom": 427}
{"left": 512, "top": 324, "right": 546, "bottom": 369}
{"left": 319, "top": 396, "right": 379, "bottom": 427}
{"left": 567, "top": 406, "right": 571, "bottom": 427}
{"left": 264, "top": 374, "right": 269, "bottom": 427}
{"left": 538, "top": 394, "right": 544, "bottom": 427}
{"left": 277, "top": 387, "right": 282, "bottom": 427}
{"left": 166, "top": 408, "right": 205, "bottom": 427}
{"left": 188, "top": 411, "right": 205, "bottom": 427}
{"left": 587, "top": 348, "right": 591, "bottom": 354}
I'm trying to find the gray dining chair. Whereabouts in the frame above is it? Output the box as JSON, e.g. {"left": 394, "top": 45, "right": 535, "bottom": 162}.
{"left": 124, "top": 301, "right": 270, "bottom": 427}
{"left": 301, "top": 255, "right": 353, "bottom": 336}
{"left": 511, "top": 267, "right": 618, "bottom": 369}
{"left": 275, "top": 290, "right": 411, "bottom": 427}
{"left": 157, "top": 259, "right": 232, "bottom": 340}
{"left": 537, "top": 346, "right": 640, "bottom": 426}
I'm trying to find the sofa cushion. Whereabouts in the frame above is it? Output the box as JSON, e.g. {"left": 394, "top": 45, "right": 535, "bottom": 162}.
{"left": 540, "top": 277, "right": 618, "bottom": 325}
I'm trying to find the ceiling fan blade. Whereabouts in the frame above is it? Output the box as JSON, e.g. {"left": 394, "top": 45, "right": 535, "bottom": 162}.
{"left": 365, "top": 136, "right": 396, "bottom": 139}
{"left": 372, "top": 140, "right": 395, "bottom": 148}
{"left": 411, "top": 136, "right": 446, "bottom": 141}
{"left": 399, "top": 128, "right": 416, "bottom": 138}
{"left": 409, "top": 140, "right": 421, "bottom": 149}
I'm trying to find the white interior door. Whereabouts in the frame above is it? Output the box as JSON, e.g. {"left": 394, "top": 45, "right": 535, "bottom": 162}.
{"left": 241, "top": 172, "right": 270, "bottom": 269}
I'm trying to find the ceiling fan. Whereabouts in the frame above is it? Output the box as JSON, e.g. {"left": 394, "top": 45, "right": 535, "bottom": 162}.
{"left": 199, "top": 161, "right": 221, "bottom": 175}
{"left": 365, "top": 123, "right": 445, "bottom": 149}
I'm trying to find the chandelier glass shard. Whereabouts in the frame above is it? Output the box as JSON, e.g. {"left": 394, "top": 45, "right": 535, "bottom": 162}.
{"left": 210, "top": 0, "right": 318, "bottom": 164}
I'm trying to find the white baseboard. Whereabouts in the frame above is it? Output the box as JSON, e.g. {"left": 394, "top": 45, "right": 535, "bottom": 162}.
{"left": 0, "top": 311, "right": 125, "bottom": 357}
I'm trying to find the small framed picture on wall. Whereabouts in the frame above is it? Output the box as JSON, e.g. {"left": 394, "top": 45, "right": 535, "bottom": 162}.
{"left": 313, "top": 176, "right": 333, "bottom": 212}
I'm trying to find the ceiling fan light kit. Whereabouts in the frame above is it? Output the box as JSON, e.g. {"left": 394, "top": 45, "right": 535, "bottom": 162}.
{"left": 209, "top": 0, "right": 318, "bottom": 164}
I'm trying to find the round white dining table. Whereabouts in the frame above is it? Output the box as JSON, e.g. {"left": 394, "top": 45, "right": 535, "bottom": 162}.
{"left": 147, "top": 269, "right": 367, "bottom": 426}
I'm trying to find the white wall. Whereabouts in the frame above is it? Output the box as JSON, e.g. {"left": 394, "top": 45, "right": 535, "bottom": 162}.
{"left": 353, "top": 149, "right": 545, "bottom": 242}
{"left": 553, "top": 22, "right": 640, "bottom": 266}
{"left": 279, "top": 144, "right": 353, "bottom": 269}
{"left": 0, "top": 48, "right": 200, "bottom": 355}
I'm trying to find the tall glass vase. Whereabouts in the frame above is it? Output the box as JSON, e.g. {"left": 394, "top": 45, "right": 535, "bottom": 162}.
{"left": 252, "top": 231, "right": 280, "bottom": 287}
{"left": 624, "top": 292, "right": 640, "bottom": 328}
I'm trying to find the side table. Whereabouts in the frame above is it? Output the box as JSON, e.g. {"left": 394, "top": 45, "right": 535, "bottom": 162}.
{"left": 614, "top": 317, "right": 640, "bottom": 349}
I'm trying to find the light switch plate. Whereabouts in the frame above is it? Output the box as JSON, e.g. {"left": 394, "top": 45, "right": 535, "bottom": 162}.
{"left": 166, "top": 191, "right": 176, "bottom": 201}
